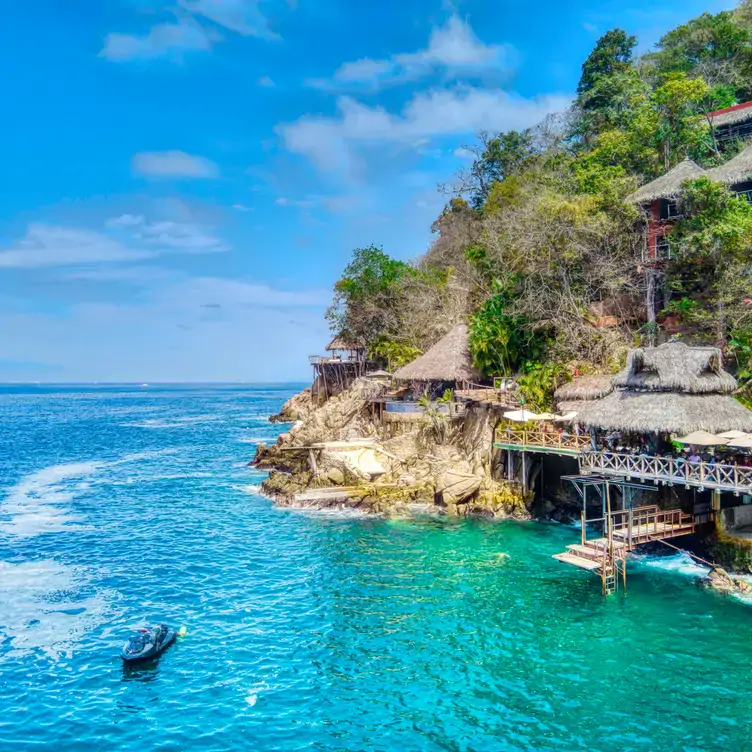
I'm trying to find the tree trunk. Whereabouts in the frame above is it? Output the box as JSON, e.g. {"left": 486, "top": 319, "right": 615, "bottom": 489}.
{"left": 646, "top": 270, "right": 657, "bottom": 346}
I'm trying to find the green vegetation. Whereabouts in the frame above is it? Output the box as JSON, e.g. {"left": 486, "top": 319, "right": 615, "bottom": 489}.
{"left": 327, "top": 2, "right": 752, "bottom": 393}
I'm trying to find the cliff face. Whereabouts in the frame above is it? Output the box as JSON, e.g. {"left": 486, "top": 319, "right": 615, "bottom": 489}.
{"left": 254, "top": 380, "right": 531, "bottom": 519}
{"left": 269, "top": 388, "right": 314, "bottom": 424}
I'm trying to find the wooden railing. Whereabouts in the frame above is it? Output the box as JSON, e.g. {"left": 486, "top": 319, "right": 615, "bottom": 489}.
{"left": 583, "top": 505, "right": 694, "bottom": 551}
{"left": 580, "top": 451, "right": 752, "bottom": 493}
{"left": 495, "top": 429, "right": 590, "bottom": 453}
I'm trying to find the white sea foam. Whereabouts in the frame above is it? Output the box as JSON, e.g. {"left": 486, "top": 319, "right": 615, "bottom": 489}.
{"left": 238, "top": 484, "right": 263, "bottom": 495}
{"left": 0, "top": 559, "right": 113, "bottom": 661}
{"left": 237, "top": 437, "right": 276, "bottom": 444}
{"left": 124, "top": 415, "right": 221, "bottom": 429}
{"left": 632, "top": 551, "right": 710, "bottom": 579}
{"left": 0, "top": 461, "right": 102, "bottom": 538}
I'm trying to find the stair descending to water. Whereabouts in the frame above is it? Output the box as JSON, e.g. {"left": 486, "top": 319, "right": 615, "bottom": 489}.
{"left": 553, "top": 506, "right": 695, "bottom": 595}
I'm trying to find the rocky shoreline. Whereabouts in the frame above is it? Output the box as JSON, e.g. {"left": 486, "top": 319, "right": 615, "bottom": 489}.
{"left": 253, "top": 379, "right": 532, "bottom": 519}
{"left": 252, "top": 381, "right": 752, "bottom": 599}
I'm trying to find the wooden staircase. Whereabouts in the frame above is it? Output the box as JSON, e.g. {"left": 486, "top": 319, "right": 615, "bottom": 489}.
{"left": 553, "top": 505, "right": 695, "bottom": 595}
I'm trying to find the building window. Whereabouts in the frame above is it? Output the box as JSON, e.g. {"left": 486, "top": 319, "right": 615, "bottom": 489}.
{"left": 658, "top": 198, "right": 682, "bottom": 220}
{"left": 655, "top": 236, "right": 671, "bottom": 260}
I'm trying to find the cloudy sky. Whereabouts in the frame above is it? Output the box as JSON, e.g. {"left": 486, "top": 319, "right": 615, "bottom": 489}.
{"left": 0, "top": 0, "right": 735, "bottom": 382}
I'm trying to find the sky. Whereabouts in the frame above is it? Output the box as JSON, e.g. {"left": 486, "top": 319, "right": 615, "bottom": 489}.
{"left": 0, "top": 0, "right": 737, "bottom": 382}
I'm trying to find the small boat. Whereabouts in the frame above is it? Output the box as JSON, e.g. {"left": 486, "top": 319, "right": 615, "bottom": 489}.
{"left": 121, "top": 624, "right": 177, "bottom": 663}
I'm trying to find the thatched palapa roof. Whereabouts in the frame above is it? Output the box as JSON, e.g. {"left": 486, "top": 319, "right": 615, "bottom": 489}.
{"left": 393, "top": 324, "right": 478, "bottom": 383}
{"left": 709, "top": 101, "right": 752, "bottom": 129}
{"left": 326, "top": 335, "right": 362, "bottom": 352}
{"left": 626, "top": 159, "right": 705, "bottom": 205}
{"left": 574, "top": 342, "right": 751, "bottom": 435}
{"left": 554, "top": 375, "right": 614, "bottom": 402}
{"left": 612, "top": 341, "right": 737, "bottom": 394}
{"left": 705, "top": 144, "right": 752, "bottom": 187}
{"left": 574, "top": 391, "right": 752, "bottom": 435}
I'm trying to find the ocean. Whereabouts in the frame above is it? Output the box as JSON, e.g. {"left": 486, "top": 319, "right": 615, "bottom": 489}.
{"left": 0, "top": 383, "right": 750, "bottom": 751}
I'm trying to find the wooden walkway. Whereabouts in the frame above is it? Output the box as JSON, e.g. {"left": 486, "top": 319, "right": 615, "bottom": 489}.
{"left": 494, "top": 430, "right": 590, "bottom": 456}
{"left": 553, "top": 505, "right": 695, "bottom": 595}
{"left": 580, "top": 450, "right": 752, "bottom": 494}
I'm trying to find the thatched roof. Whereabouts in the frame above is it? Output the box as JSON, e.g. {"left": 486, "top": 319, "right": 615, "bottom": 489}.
{"left": 574, "top": 391, "right": 752, "bottom": 435}
{"left": 556, "top": 400, "right": 594, "bottom": 414}
{"left": 706, "top": 144, "right": 752, "bottom": 187}
{"left": 626, "top": 159, "right": 705, "bottom": 204}
{"left": 554, "top": 375, "right": 614, "bottom": 402}
{"left": 709, "top": 101, "right": 752, "bottom": 128}
{"left": 393, "top": 324, "right": 478, "bottom": 383}
{"left": 326, "top": 335, "right": 362, "bottom": 351}
{"left": 613, "top": 342, "right": 737, "bottom": 394}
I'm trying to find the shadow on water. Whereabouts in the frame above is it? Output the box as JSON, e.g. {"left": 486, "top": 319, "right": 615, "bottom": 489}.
{"left": 120, "top": 656, "right": 163, "bottom": 683}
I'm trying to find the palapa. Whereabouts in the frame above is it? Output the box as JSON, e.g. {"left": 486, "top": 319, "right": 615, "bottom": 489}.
{"left": 575, "top": 391, "right": 752, "bottom": 435}
{"left": 710, "top": 102, "right": 752, "bottom": 129}
{"left": 554, "top": 375, "right": 614, "bottom": 402}
{"left": 706, "top": 144, "right": 752, "bottom": 187}
{"left": 612, "top": 342, "right": 737, "bottom": 394}
{"left": 326, "top": 335, "right": 362, "bottom": 352}
{"left": 393, "top": 324, "right": 478, "bottom": 383}
{"left": 626, "top": 159, "right": 705, "bottom": 204}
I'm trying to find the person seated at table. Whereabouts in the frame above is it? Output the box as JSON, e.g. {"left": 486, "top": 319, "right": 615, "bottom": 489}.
{"left": 688, "top": 452, "right": 701, "bottom": 463}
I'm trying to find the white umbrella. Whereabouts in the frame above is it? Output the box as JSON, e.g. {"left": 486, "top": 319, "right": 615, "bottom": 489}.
{"left": 717, "top": 430, "right": 748, "bottom": 439}
{"left": 503, "top": 409, "right": 541, "bottom": 422}
{"left": 536, "top": 412, "right": 557, "bottom": 420}
{"left": 725, "top": 436, "right": 752, "bottom": 448}
{"left": 674, "top": 431, "right": 729, "bottom": 446}
{"left": 553, "top": 411, "right": 578, "bottom": 422}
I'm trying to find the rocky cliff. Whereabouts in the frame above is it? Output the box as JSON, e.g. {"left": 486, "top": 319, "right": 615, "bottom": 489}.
{"left": 254, "top": 379, "right": 531, "bottom": 518}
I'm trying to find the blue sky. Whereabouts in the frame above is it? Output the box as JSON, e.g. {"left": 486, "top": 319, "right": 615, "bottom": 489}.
{"left": 0, "top": 0, "right": 736, "bottom": 381}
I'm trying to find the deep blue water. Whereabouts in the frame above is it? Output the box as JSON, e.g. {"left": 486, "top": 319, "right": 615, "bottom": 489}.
{"left": 1, "top": 384, "right": 751, "bottom": 752}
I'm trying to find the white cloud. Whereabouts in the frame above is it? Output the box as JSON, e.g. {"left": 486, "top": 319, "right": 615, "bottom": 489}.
{"left": 257, "top": 75, "right": 276, "bottom": 87}
{"left": 132, "top": 151, "right": 220, "bottom": 179}
{"left": 177, "top": 0, "right": 280, "bottom": 38}
{"left": 275, "top": 197, "right": 314, "bottom": 208}
{"left": 232, "top": 203, "right": 253, "bottom": 212}
{"left": 308, "top": 15, "right": 515, "bottom": 89}
{"left": 138, "top": 221, "right": 229, "bottom": 253}
{"left": 0, "top": 212, "right": 231, "bottom": 270}
{"left": 453, "top": 147, "right": 476, "bottom": 159}
{"left": 0, "top": 226, "right": 154, "bottom": 269}
{"left": 106, "top": 214, "right": 145, "bottom": 229}
{"left": 100, "top": 22, "right": 212, "bottom": 62}
{"left": 280, "top": 88, "right": 570, "bottom": 174}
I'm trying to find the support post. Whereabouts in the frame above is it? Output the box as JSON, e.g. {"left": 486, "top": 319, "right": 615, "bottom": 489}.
{"left": 522, "top": 451, "right": 527, "bottom": 495}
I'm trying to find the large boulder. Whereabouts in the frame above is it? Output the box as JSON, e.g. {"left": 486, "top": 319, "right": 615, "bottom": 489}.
{"left": 705, "top": 566, "right": 752, "bottom": 596}
{"left": 270, "top": 389, "right": 314, "bottom": 424}
{"left": 435, "top": 468, "right": 483, "bottom": 506}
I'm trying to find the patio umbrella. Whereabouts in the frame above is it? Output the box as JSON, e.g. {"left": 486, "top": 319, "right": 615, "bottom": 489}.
{"left": 503, "top": 409, "right": 542, "bottom": 422}
{"left": 536, "top": 412, "right": 557, "bottom": 420}
{"left": 674, "top": 431, "right": 729, "bottom": 446}
{"left": 717, "top": 430, "right": 748, "bottom": 439}
{"left": 724, "top": 436, "right": 752, "bottom": 448}
{"left": 553, "top": 411, "right": 578, "bottom": 422}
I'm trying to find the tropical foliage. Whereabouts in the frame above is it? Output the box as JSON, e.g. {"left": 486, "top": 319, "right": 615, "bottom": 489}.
{"left": 327, "top": 1, "right": 752, "bottom": 389}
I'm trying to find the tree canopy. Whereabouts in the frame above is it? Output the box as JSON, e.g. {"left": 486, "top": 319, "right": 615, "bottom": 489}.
{"left": 326, "top": 1, "right": 752, "bottom": 402}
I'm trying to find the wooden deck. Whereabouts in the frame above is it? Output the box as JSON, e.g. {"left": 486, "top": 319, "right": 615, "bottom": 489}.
{"left": 494, "top": 430, "right": 590, "bottom": 456}
{"left": 553, "top": 505, "right": 695, "bottom": 595}
{"left": 580, "top": 450, "right": 752, "bottom": 494}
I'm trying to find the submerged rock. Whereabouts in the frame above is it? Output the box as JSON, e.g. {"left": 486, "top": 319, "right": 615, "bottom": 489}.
{"left": 704, "top": 566, "right": 752, "bottom": 596}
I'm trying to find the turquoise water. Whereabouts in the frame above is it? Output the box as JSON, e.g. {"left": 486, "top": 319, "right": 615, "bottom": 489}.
{"left": 1, "top": 385, "right": 751, "bottom": 752}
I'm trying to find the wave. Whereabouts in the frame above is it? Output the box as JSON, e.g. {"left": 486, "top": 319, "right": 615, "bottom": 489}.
{"left": 0, "top": 559, "right": 114, "bottom": 661}
{"left": 0, "top": 461, "right": 102, "bottom": 538}
{"left": 632, "top": 551, "right": 710, "bottom": 579}
{"left": 123, "top": 415, "right": 221, "bottom": 429}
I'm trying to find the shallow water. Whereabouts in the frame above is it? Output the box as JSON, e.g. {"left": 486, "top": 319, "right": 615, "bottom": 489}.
{"left": 1, "top": 384, "right": 750, "bottom": 751}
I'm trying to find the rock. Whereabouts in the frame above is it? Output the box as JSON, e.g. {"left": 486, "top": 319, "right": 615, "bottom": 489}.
{"left": 326, "top": 468, "right": 346, "bottom": 485}
{"left": 269, "top": 389, "right": 313, "bottom": 424}
{"left": 705, "top": 566, "right": 752, "bottom": 596}
{"left": 435, "top": 469, "right": 482, "bottom": 506}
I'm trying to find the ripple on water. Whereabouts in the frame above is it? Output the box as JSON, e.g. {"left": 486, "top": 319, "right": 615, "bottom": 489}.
{"left": 1, "top": 384, "right": 752, "bottom": 752}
